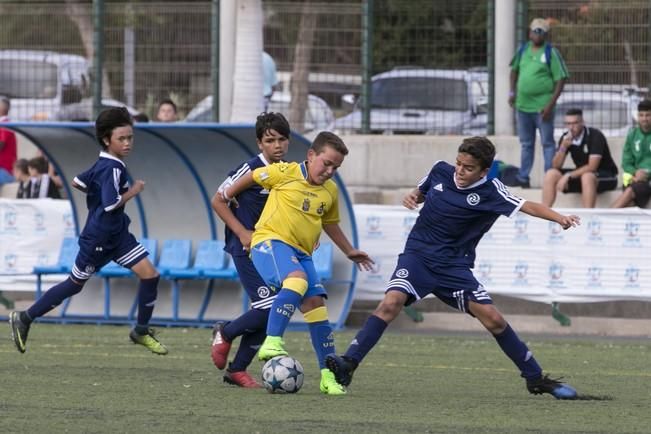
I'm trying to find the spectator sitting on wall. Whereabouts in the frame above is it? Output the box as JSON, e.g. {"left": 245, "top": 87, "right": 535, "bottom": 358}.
{"left": 0, "top": 96, "right": 17, "bottom": 186}
{"left": 156, "top": 99, "right": 178, "bottom": 122}
{"left": 27, "top": 156, "right": 61, "bottom": 199}
{"left": 13, "top": 158, "right": 30, "bottom": 199}
{"left": 611, "top": 99, "right": 651, "bottom": 208}
{"left": 542, "top": 108, "right": 618, "bottom": 208}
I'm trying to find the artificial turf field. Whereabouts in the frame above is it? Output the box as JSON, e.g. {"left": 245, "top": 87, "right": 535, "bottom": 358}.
{"left": 1, "top": 323, "right": 649, "bottom": 433}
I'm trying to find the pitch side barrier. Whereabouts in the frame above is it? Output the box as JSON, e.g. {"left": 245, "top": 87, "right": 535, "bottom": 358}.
{"left": 1, "top": 122, "right": 359, "bottom": 330}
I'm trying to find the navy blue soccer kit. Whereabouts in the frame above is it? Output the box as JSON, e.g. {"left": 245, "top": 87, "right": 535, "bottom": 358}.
{"left": 72, "top": 151, "right": 148, "bottom": 279}
{"left": 388, "top": 161, "right": 524, "bottom": 310}
{"left": 219, "top": 153, "right": 277, "bottom": 309}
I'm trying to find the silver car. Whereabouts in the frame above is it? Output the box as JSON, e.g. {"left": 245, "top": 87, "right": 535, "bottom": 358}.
{"left": 334, "top": 67, "right": 488, "bottom": 135}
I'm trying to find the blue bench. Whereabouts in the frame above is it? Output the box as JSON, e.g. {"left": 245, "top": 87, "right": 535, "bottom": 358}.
{"left": 158, "top": 239, "right": 239, "bottom": 321}
{"left": 33, "top": 237, "right": 79, "bottom": 298}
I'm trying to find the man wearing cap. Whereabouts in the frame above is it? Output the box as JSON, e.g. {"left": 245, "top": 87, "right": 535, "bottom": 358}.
{"left": 0, "top": 96, "right": 17, "bottom": 186}
{"left": 509, "top": 18, "right": 570, "bottom": 188}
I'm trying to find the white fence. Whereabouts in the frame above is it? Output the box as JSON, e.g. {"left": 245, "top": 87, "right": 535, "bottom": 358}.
{"left": 354, "top": 204, "right": 651, "bottom": 304}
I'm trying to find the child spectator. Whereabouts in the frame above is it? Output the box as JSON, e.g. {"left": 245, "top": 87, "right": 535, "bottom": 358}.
{"left": 27, "top": 156, "right": 61, "bottom": 199}
{"left": 13, "top": 158, "right": 30, "bottom": 198}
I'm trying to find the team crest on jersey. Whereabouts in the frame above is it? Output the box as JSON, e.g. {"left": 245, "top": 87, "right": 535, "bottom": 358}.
{"left": 316, "top": 202, "right": 325, "bottom": 215}
{"left": 291, "top": 255, "right": 299, "bottom": 264}
{"left": 257, "top": 286, "right": 271, "bottom": 298}
{"left": 466, "top": 193, "right": 480, "bottom": 206}
{"left": 85, "top": 265, "right": 95, "bottom": 274}
{"left": 395, "top": 268, "right": 409, "bottom": 278}
{"left": 302, "top": 198, "right": 310, "bottom": 212}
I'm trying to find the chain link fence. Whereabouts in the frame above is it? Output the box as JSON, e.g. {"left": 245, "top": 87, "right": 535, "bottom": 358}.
{"left": 0, "top": 0, "right": 649, "bottom": 135}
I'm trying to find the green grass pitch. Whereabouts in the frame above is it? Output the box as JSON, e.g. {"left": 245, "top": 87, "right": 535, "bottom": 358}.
{"left": 1, "top": 323, "right": 650, "bottom": 433}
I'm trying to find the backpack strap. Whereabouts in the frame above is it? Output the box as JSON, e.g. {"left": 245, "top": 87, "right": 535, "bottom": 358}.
{"left": 544, "top": 43, "right": 553, "bottom": 68}
{"left": 517, "top": 41, "right": 553, "bottom": 70}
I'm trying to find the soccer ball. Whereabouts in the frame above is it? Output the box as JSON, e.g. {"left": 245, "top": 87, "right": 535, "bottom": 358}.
{"left": 261, "top": 356, "right": 304, "bottom": 394}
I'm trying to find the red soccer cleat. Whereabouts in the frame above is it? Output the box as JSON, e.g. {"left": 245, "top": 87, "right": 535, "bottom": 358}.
{"left": 223, "top": 370, "right": 262, "bottom": 388}
{"left": 211, "top": 321, "right": 232, "bottom": 370}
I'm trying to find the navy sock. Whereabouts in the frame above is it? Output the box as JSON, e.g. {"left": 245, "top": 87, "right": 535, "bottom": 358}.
{"left": 493, "top": 324, "right": 542, "bottom": 380}
{"left": 223, "top": 308, "right": 269, "bottom": 342}
{"left": 344, "top": 314, "right": 388, "bottom": 364}
{"left": 308, "top": 320, "right": 335, "bottom": 369}
{"left": 229, "top": 328, "right": 266, "bottom": 372}
{"left": 266, "top": 289, "right": 302, "bottom": 336}
{"left": 136, "top": 276, "right": 159, "bottom": 329}
{"left": 27, "top": 277, "right": 84, "bottom": 319}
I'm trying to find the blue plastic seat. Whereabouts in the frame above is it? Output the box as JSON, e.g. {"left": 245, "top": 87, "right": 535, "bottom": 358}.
{"left": 156, "top": 239, "right": 193, "bottom": 321}
{"left": 313, "top": 242, "right": 333, "bottom": 281}
{"left": 158, "top": 239, "right": 193, "bottom": 277}
{"left": 33, "top": 237, "right": 79, "bottom": 298}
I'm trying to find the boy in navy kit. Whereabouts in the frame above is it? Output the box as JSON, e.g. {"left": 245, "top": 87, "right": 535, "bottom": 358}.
{"left": 327, "top": 136, "right": 581, "bottom": 400}
{"left": 9, "top": 107, "right": 167, "bottom": 355}
{"left": 210, "top": 112, "right": 291, "bottom": 388}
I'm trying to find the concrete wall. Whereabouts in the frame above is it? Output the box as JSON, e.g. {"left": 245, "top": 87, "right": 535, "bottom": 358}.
{"left": 338, "top": 134, "right": 627, "bottom": 207}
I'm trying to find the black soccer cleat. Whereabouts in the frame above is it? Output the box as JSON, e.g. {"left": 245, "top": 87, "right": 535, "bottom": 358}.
{"left": 9, "top": 311, "right": 31, "bottom": 353}
{"left": 527, "top": 374, "right": 577, "bottom": 400}
{"left": 325, "top": 354, "right": 357, "bottom": 387}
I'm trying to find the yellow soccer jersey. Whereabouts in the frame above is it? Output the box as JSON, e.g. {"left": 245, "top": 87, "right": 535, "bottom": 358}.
{"left": 251, "top": 161, "right": 340, "bottom": 255}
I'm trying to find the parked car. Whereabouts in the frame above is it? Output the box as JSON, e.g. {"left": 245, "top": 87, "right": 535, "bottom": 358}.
{"left": 334, "top": 67, "right": 488, "bottom": 135}
{"left": 0, "top": 50, "right": 91, "bottom": 121}
{"left": 185, "top": 92, "right": 335, "bottom": 138}
{"left": 553, "top": 86, "right": 643, "bottom": 137}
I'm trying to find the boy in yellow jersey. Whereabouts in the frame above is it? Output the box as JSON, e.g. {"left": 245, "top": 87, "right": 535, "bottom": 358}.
{"left": 219, "top": 131, "right": 374, "bottom": 395}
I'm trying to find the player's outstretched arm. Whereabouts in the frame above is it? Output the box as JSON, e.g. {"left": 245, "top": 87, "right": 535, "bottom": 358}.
{"left": 323, "top": 223, "right": 374, "bottom": 271}
{"left": 71, "top": 180, "right": 87, "bottom": 193}
{"left": 520, "top": 200, "right": 580, "bottom": 230}
{"left": 211, "top": 189, "right": 252, "bottom": 251}
{"left": 402, "top": 188, "right": 424, "bottom": 210}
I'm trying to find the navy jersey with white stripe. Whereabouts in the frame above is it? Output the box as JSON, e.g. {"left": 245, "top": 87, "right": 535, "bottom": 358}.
{"left": 73, "top": 151, "right": 131, "bottom": 238}
{"left": 407, "top": 161, "right": 524, "bottom": 267}
{"left": 220, "top": 153, "right": 272, "bottom": 257}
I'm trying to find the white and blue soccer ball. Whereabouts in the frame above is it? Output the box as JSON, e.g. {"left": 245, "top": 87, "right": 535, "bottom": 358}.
{"left": 261, "top": 356, "right": 304, "bottom": 394}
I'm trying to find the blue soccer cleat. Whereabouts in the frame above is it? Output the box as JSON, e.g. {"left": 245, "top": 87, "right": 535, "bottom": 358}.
{"left": 527, "top": 374, "right": 577, "bottom": 400}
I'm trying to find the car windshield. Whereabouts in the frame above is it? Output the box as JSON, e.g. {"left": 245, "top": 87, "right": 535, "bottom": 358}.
{"left": 555, "top": 99, "right": 629, "bottom": 131}
{"left": 0, "top": 59, "right": 58, "bottom": 99}
{"left": 370, "top": 76, "right": 469, "bottom": 111}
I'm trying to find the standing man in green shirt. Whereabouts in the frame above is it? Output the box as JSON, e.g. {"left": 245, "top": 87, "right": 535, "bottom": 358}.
{"left": 509, "top": 18, "right": 570, "bottom": 188}
{"left": 611, "top": 100, "right": 651, "bottom": 208}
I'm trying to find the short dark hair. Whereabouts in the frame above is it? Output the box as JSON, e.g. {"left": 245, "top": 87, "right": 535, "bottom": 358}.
{"left": 638, "top": 100, "right": 651, "bottom": 112}
{"left": 27, "top": 156, "right": 49, "bottom": 175}
{"left": 457, "top": 136, "right": 495, "bottom": 170}
{"left": 565, "top": 108, "right": 583, "bottom": 117}
{"left": 310, "top": 131, "right": 348, "bottom": 156}
{"left": 95, "top": 107, "right": 133, "bottom": 148}
{"left": 14, "top": 158, "right": 28, "bottom": 175}
{"left": 255, "top": 112, "right": 290, "bottom": 140}
{"left": 158, "top": 98, "right": 177, "bottom": 113}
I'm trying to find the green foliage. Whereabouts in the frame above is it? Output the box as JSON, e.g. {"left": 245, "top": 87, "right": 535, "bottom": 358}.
{"left": 1, "top": 324, "right": 650, "bottom": 433}
{"left": 372, "top": 0, "right": 487, "bottom": 72}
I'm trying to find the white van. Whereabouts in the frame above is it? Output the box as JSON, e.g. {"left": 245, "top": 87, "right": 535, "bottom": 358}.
{"left": 0, "top": 50, "right": 90, "bottom": 121}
